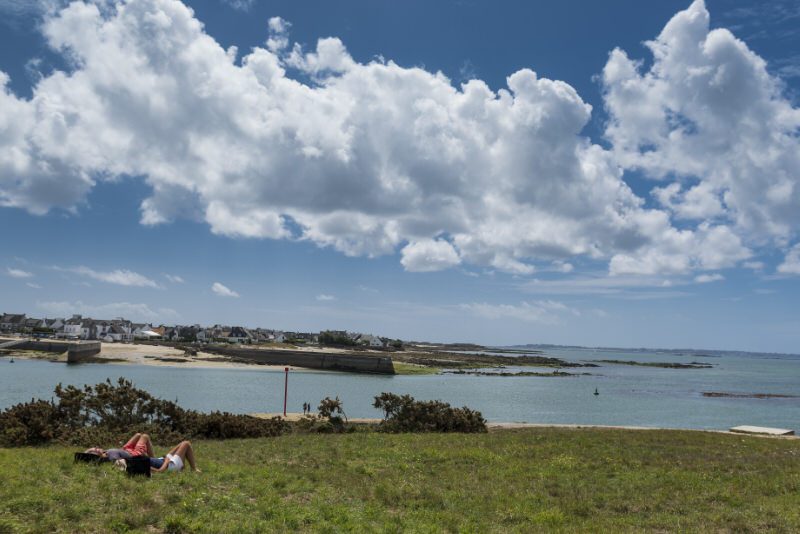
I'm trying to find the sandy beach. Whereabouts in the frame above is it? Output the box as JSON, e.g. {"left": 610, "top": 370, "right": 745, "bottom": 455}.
{"left": 4, "top": 341, "right": 307, "bottom": 371}
{"left": 2, "top": 337, "right": 394, "bottom": 373}
{"left": 97, "top": 343, "right": 285, "bottom": 369}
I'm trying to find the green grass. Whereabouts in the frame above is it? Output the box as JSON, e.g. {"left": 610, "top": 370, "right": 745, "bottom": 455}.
{"left": 392, "top": 362, "right": 441, "bottom": 375}
{"left": 1, "top": 428, "right": 799, "bottom": 533}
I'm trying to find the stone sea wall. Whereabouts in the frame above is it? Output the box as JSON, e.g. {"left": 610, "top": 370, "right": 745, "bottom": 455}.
{"left": 9, "top": 340, "right": 102, "bottom": 362}
{"left": 204, "top": 346, "right": 395, "bottom": 374}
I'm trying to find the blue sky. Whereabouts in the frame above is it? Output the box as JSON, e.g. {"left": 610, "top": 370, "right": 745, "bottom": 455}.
{"left": 1, "top": 0, "right": 799, "bottom": 352}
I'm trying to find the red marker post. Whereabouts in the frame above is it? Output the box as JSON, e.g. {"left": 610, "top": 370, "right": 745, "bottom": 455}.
{"left": 283, "top": 367, "right": 289, "bottom": 417}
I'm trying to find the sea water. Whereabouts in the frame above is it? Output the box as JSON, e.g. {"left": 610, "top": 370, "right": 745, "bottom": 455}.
{"left": 1, "top": 346, "right": 798, "bottom": 431}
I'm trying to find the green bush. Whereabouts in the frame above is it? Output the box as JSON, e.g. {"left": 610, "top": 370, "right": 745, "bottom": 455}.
{"left": 317, "top": 331, "right": 356, "bottom": 346}
{"left": 373, "top": 393, "right": 486, "bottom": 433}
{"left": 317, "top": 396, "right": 348, "bottom": 432}
{"left": 0, "top": 399, "right": 59, "bottom": 446}
{"left": 0, "top": 378, "right": 288, "bottom": 447}
{"left": 293, "top": 396, "right": 355, "bottom": 434}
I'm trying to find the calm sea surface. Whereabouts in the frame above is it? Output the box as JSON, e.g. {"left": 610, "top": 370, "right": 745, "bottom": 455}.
{"left": 1, "top": 346, "right": 799, "bottom": 431}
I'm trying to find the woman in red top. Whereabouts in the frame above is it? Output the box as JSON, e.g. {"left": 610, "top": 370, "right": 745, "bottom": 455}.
{"left": 121, "top": 432, "right": 154, "bottom": 457}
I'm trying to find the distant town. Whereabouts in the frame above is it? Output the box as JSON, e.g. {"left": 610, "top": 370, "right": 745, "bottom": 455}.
{"left": 0, "top": 312, "right": 402, "bottom": 349}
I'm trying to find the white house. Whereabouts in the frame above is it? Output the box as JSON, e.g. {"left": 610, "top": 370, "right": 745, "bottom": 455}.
{"left": 102, "top": 324, "right": 129, "bottom": 342}
{"left": 360, "top": 334, "right": 385, "bottom": 348}
{"left": 227, "top": 327, "right": 252, "bottom": 343}
{"left": 63, "top": 316, "right": 84, "bottom": 339}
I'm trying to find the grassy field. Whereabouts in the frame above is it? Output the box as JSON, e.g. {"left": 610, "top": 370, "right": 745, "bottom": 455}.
{"left": 1, "top": 428, "right": 798, "bottom": 533}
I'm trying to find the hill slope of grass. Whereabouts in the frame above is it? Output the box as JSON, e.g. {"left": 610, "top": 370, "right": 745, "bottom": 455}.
{"left": 1, "top": 428, "right": 798, "bottom": 533}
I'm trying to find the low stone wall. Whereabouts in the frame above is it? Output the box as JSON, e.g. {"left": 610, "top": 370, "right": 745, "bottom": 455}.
{"left": 204, "top": 346, "right": 395, "bottom": 374}
{"left": 7, "top": 340, "right": 101, "bottom": 362}
{"left": 13, "top": 340, "right": 72, "bottom": 353}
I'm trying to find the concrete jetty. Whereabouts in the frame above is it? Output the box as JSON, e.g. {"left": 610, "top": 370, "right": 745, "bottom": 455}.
{"left": 0, "top": 339, "right": 101, "bottom": 362}
{"left": 202, "top": 345, "right": 395, "bottom": 374}
{"left": 0, "top": 339, "right": 26, "bottom": 350}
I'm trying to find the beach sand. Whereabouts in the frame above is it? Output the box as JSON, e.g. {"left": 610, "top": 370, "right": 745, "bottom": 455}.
{"left": 2, "top": 338, "right": 388, "bottom": 372}
{"left": 6, "top": 342, "right": 302, "bottom": 371}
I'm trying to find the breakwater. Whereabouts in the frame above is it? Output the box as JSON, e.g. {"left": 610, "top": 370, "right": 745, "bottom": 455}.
{"left": 0, "top": 339, "right": 101, "bottom": 362}
{"left": 203, "top": 346, "right": 395, "bottom": 374}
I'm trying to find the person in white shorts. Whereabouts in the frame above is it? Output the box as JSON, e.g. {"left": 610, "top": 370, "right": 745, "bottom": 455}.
{"left": 151, "top": 440, "right": 201, "bottom": 474}
{"left": 165, "top": 452, "right": 184, "bottom": 471}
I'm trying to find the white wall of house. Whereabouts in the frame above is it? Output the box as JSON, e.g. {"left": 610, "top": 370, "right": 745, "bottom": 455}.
{"left": 64, "top": 323, "right": 82, "bottom": 338}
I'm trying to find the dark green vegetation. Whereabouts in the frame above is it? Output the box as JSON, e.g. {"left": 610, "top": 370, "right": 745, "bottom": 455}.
{"left": 0, "top": 379, "right": 287, "bottom": 447}
{"left": 444, "top": 370, "right": 588, "bottom": 377}
{"left": 293, "top": 393, "right": 488, "bottom": 435}
{"left": 1, "top": 428, "right": 798, "bottom": 532}
{"left": 317, "top": 331, "right": 358, "bottom": 346}
{"left": 373, "top": 393, "right": 486, "bottom": 433}
{"left": 392, "top": 349, "right": 592, "bottom": 370}
{"left": 703, "top": 392, "right": 800, "bottom": 399}
{"left": 597, "top": 359, "right": 713, "bottom": 369}
{"left": 0, "top": 381, "right": 487, "bottom": 447}
{"left": 390, "top": 362, "right": 441, "bottom": 375}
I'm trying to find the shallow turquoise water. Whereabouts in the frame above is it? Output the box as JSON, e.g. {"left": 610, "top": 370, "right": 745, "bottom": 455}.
{"left": 1, "top": 346, "right": 798, "bottom": 431}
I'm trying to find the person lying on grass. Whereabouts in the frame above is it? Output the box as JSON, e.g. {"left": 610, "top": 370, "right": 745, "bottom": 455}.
{"left": 84, "top": 432, "right": 154, "bottom": 460}
{"left": 149, "top": 440, "right": 201, "bottom": 474}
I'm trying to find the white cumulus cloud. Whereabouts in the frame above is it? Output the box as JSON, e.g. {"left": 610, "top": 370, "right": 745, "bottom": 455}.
{"left": 0, "top": 0, "right": 796, "bottom": 279}
{"left": 603, "top": 0, "right": 800, "bottom": 252}
{"left": 316, "top": 294, "right": 335, "bottom": 301}
{"left": 211, "top": 282, "right": 239, "bottom": 298}
{"left": 400, "top": 239, "right": 461, "bottom": 272}
{"left": 777, "top": 244, "right": 800, "bottom": 275}
{"left": 266, "top": 16, "right": 290, "bottom": 53}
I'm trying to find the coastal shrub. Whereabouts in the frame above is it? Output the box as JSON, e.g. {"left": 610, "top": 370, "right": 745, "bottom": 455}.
{"left": 293, "top": 396, "right": 352, "bottom": 434}
{"left": 296, "top": 397, "right": 348, "bottom": 433}
{"left": 317, "top": 396, "right": 347, "bottom": 423}
{"left": 318, "top": 331, "right": 357, "bottom": 346}
{"left": 295, "top": 415, "right": 351, "bottom": 434}
{"left": 373, "top": 393, "right": 487, "bottom": 433}
{"left": 0, "top": 378, "right": 288, "bottom": 447}
{"left": 0, "top": 399, "right": 59, "bottom": 446}
{"left": 53, "top": 380, "right": 167, "bottom": 430}
{"left": 177, "top": 410, "right": 288, "bottom": 440}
